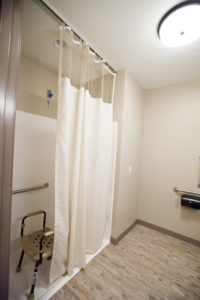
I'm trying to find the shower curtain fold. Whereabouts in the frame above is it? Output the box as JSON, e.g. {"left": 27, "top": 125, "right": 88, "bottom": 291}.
{"left": 50, "top": 27, "right": 117, "bottom": 282}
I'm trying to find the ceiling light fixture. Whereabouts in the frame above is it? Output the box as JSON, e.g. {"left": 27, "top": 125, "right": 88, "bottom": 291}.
{"left": 158, "top": 0, "right": 200, "bottom": 47}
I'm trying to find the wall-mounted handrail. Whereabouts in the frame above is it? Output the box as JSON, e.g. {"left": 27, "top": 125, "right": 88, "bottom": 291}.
{"left": 173, "top": 186, "right": 200, "bottom": 197}
{"left": 12, "top": 183, "right": 49, "bottom": 195}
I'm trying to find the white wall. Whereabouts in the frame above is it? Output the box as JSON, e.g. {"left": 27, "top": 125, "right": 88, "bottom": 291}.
{"left": 17, "top": 53, "right": 58, "bottom": 119}
{"left": 112, "top": 70, "right": 145, "bottom": 239}
{"left": 11, "top": 111, "right": 57, "bottom": 243}
{"left": 10, "top": 111, "right": 56, "bottom": 298}
{"left": 138, "top": 80, "right": 200, "bottom": 241}
{"left": 11, "top": 52, "right": 58, "bottom": 243}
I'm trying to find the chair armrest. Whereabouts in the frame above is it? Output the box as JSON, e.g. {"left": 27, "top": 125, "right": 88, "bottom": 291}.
{"left": 38, "top": 230, "right": 54, "bottom": 264}
{"left": 43, "top": 230, "right": 54, "bottom": 237}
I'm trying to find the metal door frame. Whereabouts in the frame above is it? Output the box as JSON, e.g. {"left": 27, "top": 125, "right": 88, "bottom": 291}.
{"left": 0, "top": 0, "right": 22, "bottom": 297}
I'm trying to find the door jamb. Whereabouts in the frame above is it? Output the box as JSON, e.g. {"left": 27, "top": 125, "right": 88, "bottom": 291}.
{"left": 0, "top": 0, "right": 22, "bottom": 297}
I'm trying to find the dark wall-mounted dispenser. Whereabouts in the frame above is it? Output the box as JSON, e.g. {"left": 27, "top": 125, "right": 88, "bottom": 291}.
{"left": 181, "top": 194, "right": 200, "bottom": 210}
{"left": 173, "top": 187, "right": 200, "bottom": 210}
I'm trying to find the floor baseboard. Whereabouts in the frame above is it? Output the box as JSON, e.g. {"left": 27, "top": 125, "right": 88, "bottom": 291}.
{"left": 110, "top": 219, "right": 138, "bottom": 244}
{"left": 111, "top": 219, "right": 200, "bottom": 247}
{"left": 137, "top": 219, "right": 200, "bottom": 247}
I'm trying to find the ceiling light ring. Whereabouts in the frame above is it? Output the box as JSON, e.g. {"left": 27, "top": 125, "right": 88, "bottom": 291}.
{"left": 157, "top": 0, "right": 200, "bottom": 47}
{"left": 157, "top": 0, "right": 200, "bottom": 37}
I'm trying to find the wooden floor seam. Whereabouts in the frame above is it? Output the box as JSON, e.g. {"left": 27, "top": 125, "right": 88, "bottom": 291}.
{"left": 51, "top": 224, "right": 200, "bottom": 300}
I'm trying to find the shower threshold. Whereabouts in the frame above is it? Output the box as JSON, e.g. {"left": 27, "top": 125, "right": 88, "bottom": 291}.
{"left": 9, "top": 239, "right": 110, "bottom": 300}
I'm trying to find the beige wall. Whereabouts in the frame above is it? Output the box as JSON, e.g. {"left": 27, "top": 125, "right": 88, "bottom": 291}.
{"left": 17, "top": 57, "right": 200, "bottom": 242}
{"left": 112, "top": 70, "right": 145, "bottom": 238}
{"left": 16, "top": 53, "right": 58, "bottom": 119}
{"left": 138, "top": 80, "right": 200, "bottom": 241}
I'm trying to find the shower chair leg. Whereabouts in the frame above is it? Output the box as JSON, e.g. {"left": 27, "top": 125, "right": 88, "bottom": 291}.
{"left": 28, "top": 261, "right": 40, "bottom": 300}
{"left": 16, "top": 250, "right": 24, "bottom": 272}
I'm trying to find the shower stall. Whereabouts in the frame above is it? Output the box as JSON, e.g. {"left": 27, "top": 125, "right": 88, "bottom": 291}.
{"left": 9, "top": 2, "right": 59, "bottom": 298}
{"left": 8, "top": 0, "right": 117, "bottom": 299}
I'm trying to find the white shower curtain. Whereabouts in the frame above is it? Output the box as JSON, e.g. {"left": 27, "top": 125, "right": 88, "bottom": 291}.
{"left": 50, "top": 27, "right": 117, "bottom": 282}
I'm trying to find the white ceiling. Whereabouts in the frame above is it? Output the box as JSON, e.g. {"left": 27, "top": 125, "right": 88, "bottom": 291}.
{"left": 21, "top": 0, "right": 60, "bottom": 72}
{"left": 43, "top": 0, "right": 200, "bottom": 89}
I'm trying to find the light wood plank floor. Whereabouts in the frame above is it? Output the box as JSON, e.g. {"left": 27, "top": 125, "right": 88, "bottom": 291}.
{"left": 51, "top": 224, "right": 200, "bottom": 300}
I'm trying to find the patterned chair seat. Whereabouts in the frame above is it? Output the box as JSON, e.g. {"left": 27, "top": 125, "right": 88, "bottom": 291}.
{"left": 21, "top": 228, "right": 54, "bottom": 262}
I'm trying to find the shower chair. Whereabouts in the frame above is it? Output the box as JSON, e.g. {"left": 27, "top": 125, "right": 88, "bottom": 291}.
{"left": 16, "top": 210, "right": 54, "bottom": 300}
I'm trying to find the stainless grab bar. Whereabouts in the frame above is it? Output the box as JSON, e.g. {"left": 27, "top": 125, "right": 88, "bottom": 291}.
{"left": 173, "top": 186, "right": 200, "bottom": 197}
{"left": 12, "top": 182, "right": 49, "bottom": 195}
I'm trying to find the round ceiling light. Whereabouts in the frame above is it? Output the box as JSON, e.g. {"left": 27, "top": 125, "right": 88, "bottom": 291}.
{"left": 158, "top": 0, "right": 200, "bottom": 47}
